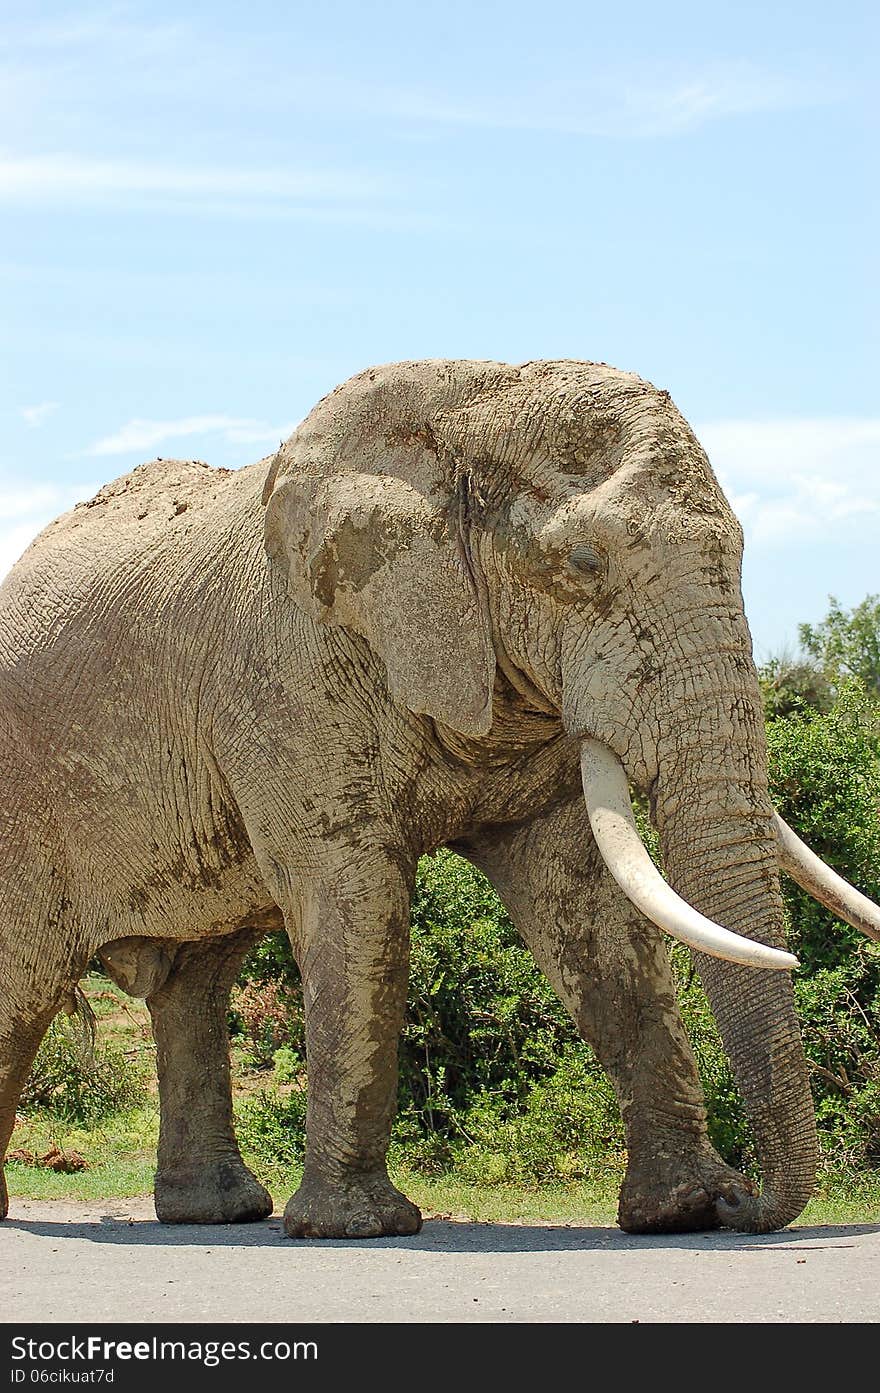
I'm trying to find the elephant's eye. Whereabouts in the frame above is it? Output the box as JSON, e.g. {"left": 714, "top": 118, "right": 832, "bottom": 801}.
{"left": 568, "top": 543, "right": 604, "bottom": 577}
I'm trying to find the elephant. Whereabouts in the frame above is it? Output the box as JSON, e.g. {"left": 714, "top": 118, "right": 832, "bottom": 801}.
{"left": 1, "top": 358, "right": 878, "bottom": 1239}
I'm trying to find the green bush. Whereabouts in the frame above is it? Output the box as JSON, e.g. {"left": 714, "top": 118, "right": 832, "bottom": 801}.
{"left": 271, "top": 1045, "right": 303, "bottom": 1084}
{"left": 794, "top": 952, "right": 880, "bottom": 1170}
{"left": 437, "top": 1050, "right": 624, "bottom": 1186}
{"left": 236, "top": 1086, "right": 307, "bottom": 1170}
{"left": 400, "top": 851, "right": 579, "bottom": 1131}
{"left": 758, "top": 594, "right": 880, "bottom": 715}
{"left": 758, "top": 651, "right": 834, "bottom": 719}
{"left": 235, "top": 932, "right": 299, "bottom": 990}
{"left": 768, "top": 682, "right": 880, "bottom": 970}
{"left": 22, "top": 1011, "right": 148, "bottom": 1127}
{"left": 229, "top": 976, "right": 304, "bottom": 1070}
{"left": 799, "top": 594, "right": 880, "bottom": 700}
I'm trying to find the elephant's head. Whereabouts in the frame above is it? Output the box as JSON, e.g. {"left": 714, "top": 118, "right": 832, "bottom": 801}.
{"left": 264, "top": 358, "right": 880, "bottom": 1231}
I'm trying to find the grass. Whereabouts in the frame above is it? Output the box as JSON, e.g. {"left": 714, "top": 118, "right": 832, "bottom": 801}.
{"left": 804, "top": 1170, "right": 880, "bottom": 1224}
{"left": 6, "top": 975, "right": 880, "bottom": 1227}
{"left": 10, "top": 1146, "right": 880, "bottom": 1226}
{"left": 6, "top": 1105, "right": 158, "bottom": 1203}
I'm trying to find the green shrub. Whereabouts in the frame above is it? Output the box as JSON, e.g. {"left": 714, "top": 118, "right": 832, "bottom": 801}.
{"left": 758, "top": 652, "right": 834, "bottom": 719}
{"left": 400, "top": 851, "right": 579, "bottom": 1132}
{"left": 235, "top": 931, "right": 299, "bottom": 989}
{"left": 229, "top": 977, "right": 304, "bottom": 1070}
{"left": 767, "top": 681, "right": 880, "bottom": 971}
{"left": 442, "top": 1050, "right": 623, "bottom": 1186}
{"left": 794, "top": 951, "right": 880, "bottom": 1170}
{"left": 799, "top": 594, "right": 880, "bottom": 700}
{"left": 758, "top": 595, "right": 880, "bottom": 715}
{"left": 22, "top": 1012, "right": 148, "bottom": 1126}
{"left": 236, "top": 1087, "right": 307, "bottom": 1169}
{"left": 271, "top": 1045, "right": 303, "bottom": 1085}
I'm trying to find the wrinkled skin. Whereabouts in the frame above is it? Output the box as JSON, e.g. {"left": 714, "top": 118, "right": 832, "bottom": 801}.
{"left": 0, "top": 360, "right": 818, "bottom": 1236}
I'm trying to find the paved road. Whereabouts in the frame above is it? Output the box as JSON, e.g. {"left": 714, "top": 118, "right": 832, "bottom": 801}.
{"left": 1, "top": 1199, "right": 877, "bottom": 1323}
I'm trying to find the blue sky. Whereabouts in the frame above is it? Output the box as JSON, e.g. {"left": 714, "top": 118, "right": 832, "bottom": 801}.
{"left": 1, "top": 1, "right": 877, "bottom": 659}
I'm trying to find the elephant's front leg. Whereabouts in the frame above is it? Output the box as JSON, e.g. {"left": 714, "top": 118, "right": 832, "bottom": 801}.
{"left": 282, "top": 855, "right": 421, "bottom": 1239}
{"left": 146, "top": 929, "right": 274, "bottom": 1224}
{"left": 462, "top": 798, "right": 754, "bottom": 1234}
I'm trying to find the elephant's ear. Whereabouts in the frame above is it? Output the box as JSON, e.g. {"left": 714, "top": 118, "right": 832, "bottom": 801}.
{"left": 264, "top": 470, "right": 496, "bottom": 736}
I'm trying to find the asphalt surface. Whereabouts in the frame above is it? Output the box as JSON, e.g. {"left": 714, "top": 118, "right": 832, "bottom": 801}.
{"left": 1, "top": 1198, "right": 877, "bottom": 1323}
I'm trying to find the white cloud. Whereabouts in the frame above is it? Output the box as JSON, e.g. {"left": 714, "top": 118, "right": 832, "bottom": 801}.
{"left": 20, "top": 401, "right": 59, "bottom": 427}
{"left": 223, "top": 421, "right": 298, "bottom": 446}
{"left": 1, "top": 9, "right": 831, "bottom": 152}
{"left": 84, "top": 414, "right": 296, "bottom": 457}
{"left": 696, "top": 417, "right": 880, "bottom": 547}
{"left": 362, "top": 60, "right": 828, "bottom": 139}
{"left": 16, "top": 11, "right": 183, "bottom": 52}
{"left": 0, "top": 484, "right": 68, "bottom": 520}
{"left": 0, "top": 153, "right": 381, "bottom": 208}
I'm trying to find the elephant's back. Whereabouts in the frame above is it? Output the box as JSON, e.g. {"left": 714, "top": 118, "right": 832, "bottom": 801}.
{"left": 0, "top": 459, "right": 236, "bottom": 637}
{"left": 69, "top": 457, "right": 230, "bottom": 525}
{"left": 13, "top": 458, "right": 231, "bottom": 568}
{"left": 0, "top": 456, "right": 250, "bottom": 690}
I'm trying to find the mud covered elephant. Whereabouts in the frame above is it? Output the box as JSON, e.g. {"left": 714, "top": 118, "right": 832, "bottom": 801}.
{"left": 2, "top": 359, "right": 878, "bottom": 1238}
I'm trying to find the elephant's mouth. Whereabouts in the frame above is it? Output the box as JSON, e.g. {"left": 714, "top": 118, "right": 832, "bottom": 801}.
{"left": 580, "top": 737, "right": 880, "bottom": 969}
{"left": 492, "top": 620, "right": 558, "bottom": 716}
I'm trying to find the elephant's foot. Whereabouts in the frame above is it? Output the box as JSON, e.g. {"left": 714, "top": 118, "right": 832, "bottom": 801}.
{"left": 618, "top": 1146, "right": 757, "bottom": 1234}
{"left": 155, "top": 1157, "right": 274, "bottom": 1224}
{"left": 283, "top": 1166, "right": 422, "bottom": 1239}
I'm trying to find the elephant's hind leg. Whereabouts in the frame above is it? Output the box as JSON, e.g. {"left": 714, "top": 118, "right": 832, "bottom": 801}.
{"left": 144, "top": 928, "right": 274, "bottom": 1224}
{"left": 1, "top": 1003, "right": 65, "bottom": 1221}
{"left": 0, "top": 909, "right": 89, "bottom": 1220}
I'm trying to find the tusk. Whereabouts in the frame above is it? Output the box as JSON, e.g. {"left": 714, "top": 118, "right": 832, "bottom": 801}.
{"left": 580, "top": 740, "right": 799, "bottom": 972}
{"left": 774, "top": 812, "right": 880, "bottom": 943}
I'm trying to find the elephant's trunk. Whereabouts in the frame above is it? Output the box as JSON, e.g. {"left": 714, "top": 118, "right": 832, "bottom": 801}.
{"left": 694, "top": 953, "right": 818, "bottom": 1231}
{"left": 581, "top": 736, "right": 818, "bottom": 1230}
{"left": 649, "top": 720, "right": 818, "bottom": 1231}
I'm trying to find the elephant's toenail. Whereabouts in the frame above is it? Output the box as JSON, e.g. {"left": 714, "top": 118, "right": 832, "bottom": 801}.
{"left": 345, "top": 1215, "right": 382, "bottom": 1238}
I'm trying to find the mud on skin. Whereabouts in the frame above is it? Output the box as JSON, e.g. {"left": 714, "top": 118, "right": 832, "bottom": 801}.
{"left": 2, "top": 358, "right": 878, "bottom": 1237}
